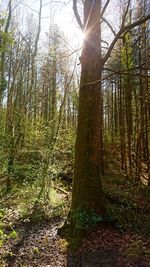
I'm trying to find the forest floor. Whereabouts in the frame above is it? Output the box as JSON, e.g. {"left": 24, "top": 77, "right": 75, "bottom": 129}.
{"left": 0, "top": 216, "right": 150, "bottom": 267}
{"left": 0, "top": 172, "right": 150, "bottom": 267}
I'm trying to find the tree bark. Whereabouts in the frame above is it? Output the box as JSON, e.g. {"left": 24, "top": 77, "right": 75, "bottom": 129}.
{"left": 71, "top": 0, "right": 104, "bottom": 237}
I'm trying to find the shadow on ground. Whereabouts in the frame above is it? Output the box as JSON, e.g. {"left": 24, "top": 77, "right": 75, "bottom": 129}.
{"left": 67, "top": 248, "right": 120, "bottom": 267}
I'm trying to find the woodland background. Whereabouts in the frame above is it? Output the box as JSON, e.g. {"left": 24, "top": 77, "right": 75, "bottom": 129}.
{"left": 0, "top": 0, "right": 150, "bottom": 266}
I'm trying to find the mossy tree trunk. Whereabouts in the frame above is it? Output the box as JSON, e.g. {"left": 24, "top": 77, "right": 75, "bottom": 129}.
{"left": 70, "top": 0, "right": 104, "bottom": 237}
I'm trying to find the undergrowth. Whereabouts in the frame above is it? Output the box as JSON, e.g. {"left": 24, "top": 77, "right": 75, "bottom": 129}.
{"left": 0, "top": 178, "right": 70, "bottom": 257}
{"left": 103, "top": 175, "right": 150, "bottom": 235}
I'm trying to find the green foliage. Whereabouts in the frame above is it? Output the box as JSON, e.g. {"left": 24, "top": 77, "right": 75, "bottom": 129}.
{"left": 8, "top": 230, "right": 17, "bottom": 239}
{"left": 26, "top": 202, "right": 50, "bottom": 223}
{"left": 51, "top": 126, "right": 75, "bottom": 174}
{"left": 0, "top": 17, "right": 14, "bottom": 54}
{"left": 0, "top": 209, "right": 5, "bottom": 247}
{"left": 102, "top": 174, "right": 126, "bottom": 186}
{"left": 0, "top": 109, "right": 7, "bottom": 174}
{"left": 25, "top": 119, "right": 46, "bottom": 150}
{"left": 72, "top": 208, "right": 103, "bottom": 230}
{"left": 0, "top": 209, "right": 17, "bottom": 248}
{"left": 20, "top": 119, "right": 75, "bottom": 182}
{"left": 16, "top": 149, "right": 43, "bottom": 164}
{"left": 12, "top": 163, "right": 40, "bottom": 185}
{"left": 33, "top": 246, "right": 40, "bottom": 254}
{"left": 104, "top": 181, "right": 150, "bottom": 234}
{"left": 121, "top": 32, "right": 134, "bottom": 69}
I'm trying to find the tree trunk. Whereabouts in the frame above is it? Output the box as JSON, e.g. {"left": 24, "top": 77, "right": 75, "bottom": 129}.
{"left": 71, "top": 0, "right": 104, "bottom": 237}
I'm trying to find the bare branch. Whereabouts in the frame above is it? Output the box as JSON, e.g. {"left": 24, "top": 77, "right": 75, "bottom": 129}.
{"left": 103, "top": 14, "right": 150, "bottom": 66}
{"left": 102, "top": 17, "right": 116, "bottom": 36}
{"left": 101, "top": 40, "right": 109, "bottom": 46}
{"left": 121, "top": 0, "right": 131, "bottom": 28}
{"left": 20, "top": 2, "right": 39, "bottom": 13}
{"left": 73, "top": 0, "right": 84, "bottom": 30}
{"left": 101, "top": 0, "right": 110, "bottom": 17}
{"left": 81, "top": 67, "right": 150, "bottom": 88}
{"left": 103, "top": 63, "right": 145, "bottom": 73}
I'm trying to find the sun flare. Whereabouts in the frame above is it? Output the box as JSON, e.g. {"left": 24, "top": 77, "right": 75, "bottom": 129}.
{"left": 74, "top": 31, "right": 86, "bottom": 47}
{"left": 78, "top": 32, "right": 86, "bottom": 45}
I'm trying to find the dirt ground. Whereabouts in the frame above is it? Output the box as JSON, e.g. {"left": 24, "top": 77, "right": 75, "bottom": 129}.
{"left": 0, "top": 216, "right": 149, "bottom": 267}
